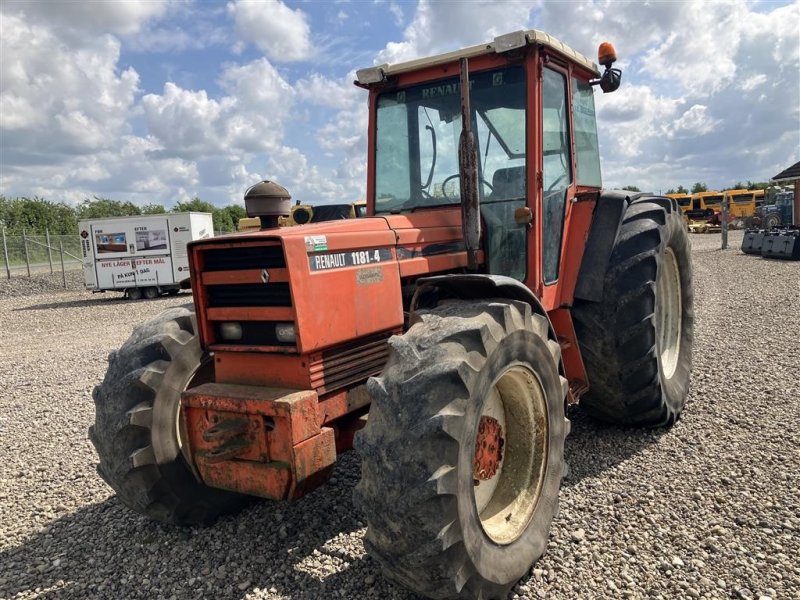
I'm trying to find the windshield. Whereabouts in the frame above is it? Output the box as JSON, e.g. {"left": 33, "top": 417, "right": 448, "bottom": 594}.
{"left": 676, "top": 197, "right": 690, "bottom": 206}
{"left": 374, "top": 66, "right": 525, "bottom": 214}
{"left": 731, "top": 193, "right": 753, "bottom": 203}
{"left": 703, "top": 195, "right": 722, "bottom": 205}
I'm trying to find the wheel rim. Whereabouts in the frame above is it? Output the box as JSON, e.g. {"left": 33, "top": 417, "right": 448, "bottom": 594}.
{"left": 152, "top": 350, "right": 213, "bottom": 469}
{"left": 656, "top": 247, "right": 682, "bottom": 380}
{"left": 473, "top": 364, "right": 548, "bottom": 545}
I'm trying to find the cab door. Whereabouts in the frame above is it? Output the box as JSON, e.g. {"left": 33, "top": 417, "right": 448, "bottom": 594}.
{"left": 539, "top": 65, "right": 573, "bottom": 306}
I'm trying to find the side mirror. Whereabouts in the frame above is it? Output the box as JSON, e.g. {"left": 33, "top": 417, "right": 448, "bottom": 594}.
{"left": 590, "top": 41, "right": 622, "bottom": 93}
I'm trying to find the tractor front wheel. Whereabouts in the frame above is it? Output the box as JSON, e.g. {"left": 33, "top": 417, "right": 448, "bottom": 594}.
{"left": 355, "top": 300, "right": 568, "bottom": 599}
{"left": 89, "top": 306, "right": 248, "bottom": 524}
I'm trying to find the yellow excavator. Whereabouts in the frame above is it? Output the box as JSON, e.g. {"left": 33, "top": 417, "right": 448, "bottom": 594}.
{"left": 238, "top": 200, "right": 366, "bottom": 231}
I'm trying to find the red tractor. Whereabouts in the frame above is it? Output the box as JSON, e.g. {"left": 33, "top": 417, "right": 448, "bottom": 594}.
{"left": 91, "top": 30, "right": 693, "bottom": 599}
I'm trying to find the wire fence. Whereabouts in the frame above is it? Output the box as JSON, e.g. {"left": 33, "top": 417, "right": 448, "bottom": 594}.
{"left": 1, "top": 228, "right": 83, "bottom": 285}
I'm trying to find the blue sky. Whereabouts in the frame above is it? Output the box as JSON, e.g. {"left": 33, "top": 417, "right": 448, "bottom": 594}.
{"left": 1, "top": 1, "right": 798, "bottom": 208}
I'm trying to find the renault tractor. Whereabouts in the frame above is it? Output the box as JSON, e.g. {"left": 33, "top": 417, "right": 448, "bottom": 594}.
{"left": 90, "top": 30, "right": 693, "bottom": 600}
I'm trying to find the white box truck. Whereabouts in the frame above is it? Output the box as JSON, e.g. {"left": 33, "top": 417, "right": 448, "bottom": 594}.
{"left": 78, "top": 212, "right": 213, "bottom": 299}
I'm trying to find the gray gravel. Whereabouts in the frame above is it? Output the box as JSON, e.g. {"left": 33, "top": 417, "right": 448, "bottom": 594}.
{"left": 1, "top": 229, "right": 798, "bottom": 600}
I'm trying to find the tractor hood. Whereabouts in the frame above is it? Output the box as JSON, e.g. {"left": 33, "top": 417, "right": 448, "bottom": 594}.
{"left": 189, "top": 209, "right": 468, "bottom": 355}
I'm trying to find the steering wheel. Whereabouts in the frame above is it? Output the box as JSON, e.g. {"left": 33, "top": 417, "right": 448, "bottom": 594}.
{"left": 441, "top": 174, "right": 494, "bottom": 199}
{"left": 545, "top": 173, "right": 568, "bottom": 193}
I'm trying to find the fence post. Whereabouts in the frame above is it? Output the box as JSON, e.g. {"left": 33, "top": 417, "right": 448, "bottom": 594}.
{"left": 721, "top": 196, "right": 728, "bottom": 250}
{"left": 23, "top": 229, "right": 31, "bottom": 277}
{"left": 46, "top": 228, "right": 54, "bottom": 273}
{"left": 2, "top": 227, "right": 10, "bottom": 279}
{"left": 60, "top": 240, "right": 66, "bottom": 289}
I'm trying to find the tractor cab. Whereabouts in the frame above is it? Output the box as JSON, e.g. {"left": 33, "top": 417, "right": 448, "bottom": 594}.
{"left": 356, "top": 31, "right": 616, "bottom": 301}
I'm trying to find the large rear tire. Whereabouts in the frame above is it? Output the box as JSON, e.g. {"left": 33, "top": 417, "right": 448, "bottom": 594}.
{"left": 355, "top": 300, "right": 568, "bottom": 599}
{"left": 764, "top": 213, "right": 781, "bottom": 229}
{"left": 89, "top": 306, "right": 249, "bottom": 525}
{"left": 573, "top": 195, "right": 693, "bottom": 427}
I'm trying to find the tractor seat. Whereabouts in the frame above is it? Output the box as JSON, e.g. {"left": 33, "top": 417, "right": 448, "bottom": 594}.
{"left": 482, "top": 166, "right": 527, "bottom": 281}
{"left": 491, "top": 166, "right": 526, "bottom": 201}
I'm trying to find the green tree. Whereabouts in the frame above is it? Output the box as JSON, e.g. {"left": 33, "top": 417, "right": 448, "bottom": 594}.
{"left": 690, "top": 182, "right": 708, "bottom": 193}
{"left": 173, "top": 197, "right": 234, "bottom": 232}
{"left": 77, "top": 197, "right": 141, "bottom": 219}
{"left": 0, "top": 196, "right": 78, "bottom": 234}
{"left": 621, "top": 185, "right": 641, "bottom": 192}
{"left": 173, "top": 197, "right": 216, "bottom": 213}
{"left": 219, "top": 204, "right": 247, "bottom": 230}
{"left": 141, "top": 203, "right": 167, "bottom": 214}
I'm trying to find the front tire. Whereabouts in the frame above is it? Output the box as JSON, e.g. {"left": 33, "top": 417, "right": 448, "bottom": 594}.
{"left": 764, "top": 213, "right": 781, "bottom": 229}
{"left": 573, "top": 195, "right": 693, "bottom": 427}
{"left": 355, "top": 300, "right": 568, "bottom": 599}
{"left": 89, "top": 306, "right": 248, "bottom": 524}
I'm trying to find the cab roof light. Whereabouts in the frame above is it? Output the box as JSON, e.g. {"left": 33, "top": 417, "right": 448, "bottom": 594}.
{"left": 494, "top": 30, "right": 528, "bottom": 53}
{"left": 356, "top": 65, "right": 388, "bottom": 85}
{"left": 598, "top": 41, "right": 617, "bottom": 68}
{"left": 590, "top": 40, "right": 622, "bottom": 93}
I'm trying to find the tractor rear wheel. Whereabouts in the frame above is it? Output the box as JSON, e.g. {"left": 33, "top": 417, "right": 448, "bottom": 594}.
{"left": 573, "top": 195, "right": 693, "bottom": 427}
{"left": 89, "top": 305, "right": 248, "bottom": 524}
{"left": 355, "top": 300, "right": 568, "bottom": 599}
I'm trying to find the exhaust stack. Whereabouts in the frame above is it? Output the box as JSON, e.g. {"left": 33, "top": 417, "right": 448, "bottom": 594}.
{"left": 458, "top": 58, "right": 480, "bottom": 271}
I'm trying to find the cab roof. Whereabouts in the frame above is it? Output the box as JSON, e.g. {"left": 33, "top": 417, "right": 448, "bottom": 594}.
{"left": 357, "top": 29, "right": 599, "bottom": 86}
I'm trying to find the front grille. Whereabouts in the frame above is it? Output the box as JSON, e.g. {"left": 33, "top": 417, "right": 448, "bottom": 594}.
{"left": 203, "top": 245, "right": 286, "bottom": 271}
{"left": 207, "top": 283, "right": 291, "bottom": 307}
{"left": 310, "top": 333, "right": 391, "bottom": 394}
{"left": 198, "top": 241, "right": 295, "bottom": 349}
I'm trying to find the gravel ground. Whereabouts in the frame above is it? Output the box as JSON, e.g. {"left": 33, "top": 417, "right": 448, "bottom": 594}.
{"left": 1, "top": 230, "right": 798, "bottom": 600}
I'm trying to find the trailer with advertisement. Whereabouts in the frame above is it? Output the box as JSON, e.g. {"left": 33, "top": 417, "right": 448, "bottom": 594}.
{"left": 78, "top": 212, "right": 213, "bottom": 299}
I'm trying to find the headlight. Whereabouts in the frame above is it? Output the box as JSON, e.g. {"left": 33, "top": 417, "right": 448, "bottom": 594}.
{"left": 275, "top": 322, "right": 296, "bottom": 343}
{"left": 219, "top": 322, "right": 242, "bottom": 341}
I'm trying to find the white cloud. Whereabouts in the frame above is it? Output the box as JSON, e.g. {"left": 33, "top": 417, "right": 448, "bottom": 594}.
{"left": 388, "top": 2, "right": 404, "bottom": 27}
{"left": 295, "top": 73, "right": 361, "bottom": 110}
{"left": 739, "top": 74, "right": 768, "bottom": 92}
{"left": 1, "top": 0, "right": 798, "bottom": 208}
{"left": 0, "top": 12, "right": 139, "bottom": 156}
{"left": 141, "top": 58, "right": 295, "bottom": 158}
{"left": 227, "top": 0, "right": 313, "bottom": 62}
{"left": 377, "top": 0, "right": 535, "bottom": 64}
{"left": 596, "top": 84, "right": 681, "bottom": 159}
{"left": 668, "top": 105, "right": 719, "bottom": 139}
{"left": 266, "top": 146, "right": 353, "bottom": 202}
{"left": 3, "top": 0, "right": 171, "bottom": 35}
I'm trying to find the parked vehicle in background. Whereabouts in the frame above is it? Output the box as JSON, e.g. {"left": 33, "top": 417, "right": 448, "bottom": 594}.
{"left": 278, "top": 201, "right": 366, "bottom": 227}
{"left": 757, "top": 191, "right": 795, "bottom": 228}
{"left": 666, "top": 193, "right": 691, "bottom": 216}
{"left": 687, "top": 191, "right": 723, "bottom": 220}
{"left": 725, "top": 189, "right": 764, "bottom": 228}
{"left": 79, "top": 212, "right": 213, "bottom": 299}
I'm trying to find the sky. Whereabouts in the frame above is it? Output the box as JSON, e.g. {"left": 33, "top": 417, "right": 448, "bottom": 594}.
{"left": 1, "top": 0, "right": 799, "bottom": 208}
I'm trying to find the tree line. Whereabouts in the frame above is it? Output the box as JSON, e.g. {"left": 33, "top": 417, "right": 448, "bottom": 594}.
{"left": 0, "top": 180, "right": 780, "bottom": 235}
{"left": 0, "top": 196, "right": 247, "bottom": 235}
